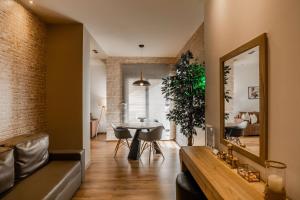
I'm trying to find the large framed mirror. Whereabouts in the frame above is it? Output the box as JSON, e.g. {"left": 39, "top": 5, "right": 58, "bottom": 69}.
{"left": 220, "top": 33, "right": 268, "bottom": 165}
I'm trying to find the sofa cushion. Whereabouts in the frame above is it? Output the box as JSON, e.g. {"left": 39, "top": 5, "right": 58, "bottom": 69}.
{"left": 2, "top": 161, "right": 81, "bottom": 200}
{"left": 0, "top": 147, "right": 14, "bottom": 194}
{"left": 2, "top": 133, "right": 49, "bottom": 179}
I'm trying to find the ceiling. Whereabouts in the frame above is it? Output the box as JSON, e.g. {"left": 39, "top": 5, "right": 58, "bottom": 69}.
{"left": 22, "top": 0, "right": 204, "bottom": 57}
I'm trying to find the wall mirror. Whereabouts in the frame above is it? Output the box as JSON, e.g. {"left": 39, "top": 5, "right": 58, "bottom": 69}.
{"left": 220, "top": 33, "right": 268, "bottom": 165}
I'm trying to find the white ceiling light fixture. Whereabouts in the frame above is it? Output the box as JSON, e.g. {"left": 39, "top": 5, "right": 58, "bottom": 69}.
{"left": 133, "top": 44, "right": 151, "bottom": 87}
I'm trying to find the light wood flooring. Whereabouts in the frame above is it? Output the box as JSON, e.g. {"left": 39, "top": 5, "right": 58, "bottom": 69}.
{"left": 73, "top": 134, "right": 181, "bottom": 200}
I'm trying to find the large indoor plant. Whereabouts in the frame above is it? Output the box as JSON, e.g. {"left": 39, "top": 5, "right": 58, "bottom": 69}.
{"left": 161, "top": 51, "right": 206, "bottom": 146}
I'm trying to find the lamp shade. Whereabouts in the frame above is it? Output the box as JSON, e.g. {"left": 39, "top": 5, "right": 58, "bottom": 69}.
{"left": 133, "top": 79, "right": 151, "bottom": 86}
{"left": 133, "top": 71, "right": 150, "bottom": 86}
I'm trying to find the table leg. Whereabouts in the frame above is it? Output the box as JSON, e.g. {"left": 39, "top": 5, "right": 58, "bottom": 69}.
{"left": 128, "top": 129, "right": 141, "bottom": 160}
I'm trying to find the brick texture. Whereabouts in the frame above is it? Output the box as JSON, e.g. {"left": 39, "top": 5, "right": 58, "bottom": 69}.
{"left": 177, "top": 23, "right": 205, "bottom": 64}
{"left": 0, "top": 0, "right": 47, "bottom": 141}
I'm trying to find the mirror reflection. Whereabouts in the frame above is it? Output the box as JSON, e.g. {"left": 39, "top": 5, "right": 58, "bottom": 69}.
{"left": 224, "top": 46, "right": 260, "bottom": 156}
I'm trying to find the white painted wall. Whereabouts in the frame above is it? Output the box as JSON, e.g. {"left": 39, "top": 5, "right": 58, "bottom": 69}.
{"left": 83, "top": 27, "right": 91, "bottom": 167}
{"left": 225, "top": 49, "right": 259, "bottom": 121}
{"left": 233, "top": 54, "right": 259, "bottom": 115}
{"left": 176, "top": 125, "right": 205, "bottom": 146}
{"left": 90, "top": 58, "right": 107, "bottom": 132}
{"left": 205, "top": 0, "right": 300, "bottom": 198}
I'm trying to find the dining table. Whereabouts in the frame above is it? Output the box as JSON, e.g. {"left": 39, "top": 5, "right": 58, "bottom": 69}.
{"left": 112, "top": 122, "right": 163, "bottom": 160}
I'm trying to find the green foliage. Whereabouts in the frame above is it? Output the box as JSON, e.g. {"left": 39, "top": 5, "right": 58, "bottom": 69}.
{"left": 224, "top": 65, "right": 232, "bottom": 103}
{"left": 161, "top": 51, "right": 206, "bottom": 139}
{"left": 224, "top": 65, "right": 232, "bottom": 120}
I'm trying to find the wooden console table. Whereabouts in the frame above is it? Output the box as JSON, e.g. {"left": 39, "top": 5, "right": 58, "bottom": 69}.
{"left": 180, "top": 147, "right": 265, "bottom": 200}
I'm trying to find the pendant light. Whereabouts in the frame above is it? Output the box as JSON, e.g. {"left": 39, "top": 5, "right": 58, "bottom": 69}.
{"left": 133, "top": 44, "right": 151, "bottom": 86}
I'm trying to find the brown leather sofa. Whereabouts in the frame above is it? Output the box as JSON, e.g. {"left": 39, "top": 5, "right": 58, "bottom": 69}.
{"left": 0, "top": 133, "right": 84, "bottom": 200}
{"left": 236, "top": 112, "right": 260, "bottom": 136}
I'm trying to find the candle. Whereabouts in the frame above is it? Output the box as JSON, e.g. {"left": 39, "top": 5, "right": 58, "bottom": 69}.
{"left": 268, "top": 174, "right": 284, "bottom": 193}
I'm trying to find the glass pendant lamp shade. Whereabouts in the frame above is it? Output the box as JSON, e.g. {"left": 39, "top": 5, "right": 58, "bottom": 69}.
{"left": 133, "top": 71, "right": 150, "bottom": 86}
{"left": 133, "top": 44, "right": 150, "bottom": 86}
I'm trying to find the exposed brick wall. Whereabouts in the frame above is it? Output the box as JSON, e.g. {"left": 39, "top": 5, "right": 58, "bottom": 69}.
{"left": 177, "top": 23, "right": 205, "bottom": 64}
{"left": 106, "top": 57, "right": 176, "bottom": 140}
{"left": 0, "top": 0, "right": 47, "bottom": 141}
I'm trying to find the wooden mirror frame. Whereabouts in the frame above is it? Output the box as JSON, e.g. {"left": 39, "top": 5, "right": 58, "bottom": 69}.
{"left": 220, "top": 33, "right": 268, "bottom": 166}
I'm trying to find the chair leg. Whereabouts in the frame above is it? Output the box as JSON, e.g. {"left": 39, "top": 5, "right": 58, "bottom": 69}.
{"left": 114, "top": 139, "right": 121, "bottom": 157}
{"left": 139, "top": 141, "right": 148, "bottom": 159}
{"left": 119, "top": 140, "right": 126, "bottom": 148}
{"left": 141, "top": 141, "right": 145, "bottom": 151}
{"left": 152, "top": 142, "right": 156, "bottom": 155}
{"left": 156, "top": 141, "right": 165, "bottom": 160}
{"left": 149, "top": 142, "right": 152, "bottom": 163}
{"left": 126, "top": 139, "right": 130, "bottom": 149}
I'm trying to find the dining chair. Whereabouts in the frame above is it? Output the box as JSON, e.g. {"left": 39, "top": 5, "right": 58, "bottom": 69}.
{"left": 138, "top": 126, "right": 165, "bottom": 162}
{"left": 139, "top": 119, "right": 161, "bottom": 134}
{"left": 226, "top": 121, "right": 248, "bottom": 138}
{"left": 112, "top": 124, "right": 132, "bottom": 157}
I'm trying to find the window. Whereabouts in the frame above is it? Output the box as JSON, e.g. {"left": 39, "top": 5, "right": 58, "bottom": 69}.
{"left": 122, "top": 64, "right": 173, "bottom": 139}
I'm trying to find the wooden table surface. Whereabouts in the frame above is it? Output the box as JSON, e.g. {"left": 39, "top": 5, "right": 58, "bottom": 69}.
{"left": 180, "top": 146, "right": 265, "bottom": 200}
{"left": 112, "top": 122, "right": 163, "bottom": 130}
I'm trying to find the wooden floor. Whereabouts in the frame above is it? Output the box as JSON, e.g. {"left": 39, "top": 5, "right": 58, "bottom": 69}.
{"left": 73, "top": 134, "right": 181, "bottom": 200}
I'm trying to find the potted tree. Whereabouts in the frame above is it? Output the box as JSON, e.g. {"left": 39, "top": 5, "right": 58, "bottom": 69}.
{"left": 161, "top": 51, "right": 206, "bottom": 146}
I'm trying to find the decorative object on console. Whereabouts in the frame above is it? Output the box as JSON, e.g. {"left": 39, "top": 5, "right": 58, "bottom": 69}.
{"left": 216, "top": 144, "right": 240, "bottom": 169}
{"left": 264, "top": 160, "right": 287, "bottom": 200}
{"left": 226, "top": 144, "right": 233, "bottom": 165}
{"left": 212, "top": 148, "right": 219, "bottom": 155}
{"left": 237, "top": 164, "right": 260, "bottom": 182}
{"left": 231, "top": 157, "right": 239, "bottom": 169}
{"left": 226, "top": 144, "right": 240, "bottom": 169}
{"left": 205, "top": 124, "right": 215, "bottom": 149}
{"left": 217, "top": 151, "right": 227, "bottom": 161}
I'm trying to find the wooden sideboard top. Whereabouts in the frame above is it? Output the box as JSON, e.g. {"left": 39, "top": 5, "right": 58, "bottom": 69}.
{"left": 180, "top": 147, "right": 265, "bottom": 200}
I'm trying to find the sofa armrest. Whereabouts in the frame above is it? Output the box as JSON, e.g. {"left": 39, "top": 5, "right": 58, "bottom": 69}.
{"left": 49, "top": 149, "right": 85, "bottom": 182}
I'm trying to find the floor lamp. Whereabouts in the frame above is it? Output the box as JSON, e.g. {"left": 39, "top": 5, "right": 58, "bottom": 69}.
{"left": 96, "top": 105, "right": 105, "bottom": 137}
